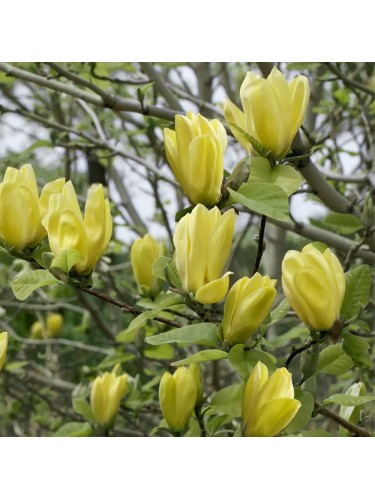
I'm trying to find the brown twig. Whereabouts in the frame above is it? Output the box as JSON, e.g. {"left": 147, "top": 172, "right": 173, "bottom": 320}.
{"left": 315, "top": 401, "right": 372, "bottom": 437}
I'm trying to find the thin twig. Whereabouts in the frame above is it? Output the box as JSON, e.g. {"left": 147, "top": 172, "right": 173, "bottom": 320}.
{"left": 79, "top": 287, "right": 182, "bottom": 329}
{"left": 315, "top": 401, "right": 372, "bottom": 437}
{"left": 324, "top": 63, "right": 375, "bottom": 98}
{"left": 251, "top": 215, "right": 267, "bottom": 275}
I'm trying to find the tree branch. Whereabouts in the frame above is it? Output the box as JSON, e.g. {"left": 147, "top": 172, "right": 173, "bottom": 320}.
{"left": 0, "top": 62, "right": 181, "bottom": 121}
{"left": 315, "top": 401, "right": 372, "bottom": 437}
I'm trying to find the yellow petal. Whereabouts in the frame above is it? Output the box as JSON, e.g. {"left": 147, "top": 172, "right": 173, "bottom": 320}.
{"left": 247, "top": 398, "right": 301, "bottom": 437}
{"left": 195, "top": 272, "right": 232, "bottom": 304}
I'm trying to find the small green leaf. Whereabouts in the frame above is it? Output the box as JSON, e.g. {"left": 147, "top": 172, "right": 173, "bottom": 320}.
{"left": 316, "top": 344, "right": 354, "bottom": 376}
{"left": 165, "top": 260, "right": 183, "bottom": 289}
{"left": 228, "top": 183, "right": 290, "bottom": 222}
{"left": 341, "top": 265, "right": 371, "bottom": 320}
{"left": 323, "top": 394, "right": 375, "bottom": 407}
{"left": 144, "top": 343, "right": 175, "bottom": 360}
{"left": 50, "top": 249, "right": 84, "bottom": 274}
{"left": 152, "top": 256, "right": 172, "bottom": 281}
{"left": 145, "top": 323, "right": 219, "bottom": 348}
{"left": 11, "top": 269, "right": 61, "bottom": 301}
{"left": 175, "top": 205, "right": 194, "bottom": 222}
{"left": 171, "top": 349, "right": 228, "bottom": 366}
{"left": 228, "top": 344, "right": 277, "bottom": 380}
{"left": 268, "top": 298, "right": 291, "bottom": 326}
{"left": 73, "top": 398, "right": 95, "bottom": 422}
{"left": 53, "top": 422, "right": 93, "bottom": 437}
{"left": 116, "top": 295, "right": 183, "bottom": 342}
{"left": 321, "top": 213, "right": 363, "bottom": 235}
{"left": 227, "top": 123, "right": 269, "bottom": 156}
{"left": 248, "top": 158, "right": 302, "bottom": 196}
{"left": 210, "top": 383, "right": 244, "bottom": 418}
{"left": 283, "top": 389, "right": 315, "bottom": 434}
{"left": 342, "top": 332, "right": 373, "bottom": 369}
{"left": 4, "top": 361, "right": 28, "bottom": 372}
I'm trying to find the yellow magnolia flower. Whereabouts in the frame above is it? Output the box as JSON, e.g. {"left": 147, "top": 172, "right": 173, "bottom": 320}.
{"left": 242, "top": 361, "right": 301, "bottom": 437}
{"left": 0, "top": 164, "right": 65, "bottom": 251}
{"left": 90, "top": 371, "right": 129, "bottom": 427}
{"left": 188, "top": 363, "right": 204, "bottom": 406}
{"left": 282, "top": 243, "right": 346, "bottom": 331}
{"left": 131, "top": 234, "right": 166, "bottom": 297}
{"left": 164, "top": 111, "right": 227, "bottom": 206}
{"left": 0, "top": 331, "right": 8, "bottom": 371}
{"left": 159, "top": 367, "right": 197, "bottom": 433}
{"left": 224, "top": 67, "right": 310, "bottom": 159}
{"left": 223, "top": 273, "right": 277, "bottom": 345}
{"left": 45, "top": 313, "right": 64, "bottom": 339}
{"left": 173, "top": 204, "right": 235, "bottom": 304}
{"left": 42, "top": 181, "right": 112, "bottom": 275}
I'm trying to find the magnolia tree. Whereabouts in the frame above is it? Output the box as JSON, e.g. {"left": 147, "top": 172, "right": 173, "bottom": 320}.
{"left": 0, "top": 62, "right": 373, "bottom": 437}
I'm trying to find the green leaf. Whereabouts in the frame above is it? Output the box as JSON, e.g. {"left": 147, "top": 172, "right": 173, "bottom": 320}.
{"left": 342, "top": 332, "right": 373, "bottom": 369}
{"left": 144, "top": 343, "right": 175, "bottom": 360}
{"left": 321, "top": 213, "right": 363, "bottom": 235}
{"left": 227, "top": 123, "right": 269, "bottom": 156}
{"left": 152, "top": 256, "right": 172, "bottom": 281}
{"left": 11, "top": 269, "right": 61, "bottom": 301}
{"left": 268, "top": 298, "right": 291, "bottom": 326}
{"left": 116, "top": 295, "right": 183, "bottom": 342}
{"left": 175, "top": 205, "right": 194, "bottom": 222}
{"left": 50, "top": 249, "right": 84, "bottom": 274}
{"left": 171, "top": 349, "right": 228, "bottom": 366}
{"left": 145, "top": 323, "right": 219, "bottom": 348}
{"left": 270, "top": 325, "right": 310, "bottom": 349}
{"left": 210, "top": 383, "right": 244, "bottom": 418}
{"left": 316, "top": 344, "right": 354, "bottom": 376}
{"left": 323, "top": 394, "right": 375, "bottom": 407}
{"left": 164, "top": 260, "right": 183, "bottom": 289}
{"left": 4, "top": 361, "right": 28, "bottom": 372}
{"left": 228, "top": 182, "right": 290, "bottom": 222}
{"left": 341, "top": 265, "right": 371, "bottom": 320}
{"left": 20, "top": 139, "right": 52, "bottom": 155}
{"left": 228, "top": 344, "right": 277, "bottom": 380}
{"left": 283, "top": 389, "right": 315, "bottom": 434}
{"left": 53, "top": 422, "right": 93, "bottom": 437}
{"left": 248, "top": 158, "right": 302, "bottom": 196}
{"left": 72, "top": 398, "right": 95, "bottom": 422}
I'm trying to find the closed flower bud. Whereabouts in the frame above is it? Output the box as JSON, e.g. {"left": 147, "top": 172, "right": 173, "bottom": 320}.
{"left": 45, "top": 313, "right": 64, "bottom": 338}
{"left": 90, "top": 371, "right": 129, "bottom": 427}
{"left": 42, "top": 181, "right": 112, "bottom": 275}
{"left": 339, "top": 382, "right": 366, "bottom": 427}
{"left": 164, "top": 111, "right": 227, "bottom": 206}
{"left": 282, "top": 243, "right": 346, "bottom": 331}
{"left": 188, "top": 363, "right": 204, "bottom": 406}
{"left": 223, "top": 274, "right": 277, "bottom": 345}
{"left": 0, "top": 164, "right": 65, "bottom": 251}
{"left": 30, "top": 321, "right": 44, "bottom": 339}
{"left": 173, "top": 204, "right": 235, "bottom": 304}
{"left": 0, "top": 331, "right": 8, "bottom": 371}
{"left": 159, "top": 367, "right": 197, "bottom": 433}
{"left": 224, "top": 67, "right": 310, "bottom": 159}
{"left": 131, "top": 234, "right": 166, "bottom": 297}
{"left": 242, "top": 361, "right": 301, "bottom": 437}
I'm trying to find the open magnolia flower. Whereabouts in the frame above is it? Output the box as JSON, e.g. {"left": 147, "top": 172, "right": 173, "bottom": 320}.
{"left": 173, "top": 204, "right": 235, "bottom": 304}
{"left": 42, "top": 181, "right": 112, "bottom": 275}
{"left": 242, "top": 361, "right": 301, "bottom": 437}
{"left": 224, "top": 67, "right": 310, "bottom": 159}
{"left": 0, "top": 164, "right": 65, "bottom": 251}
